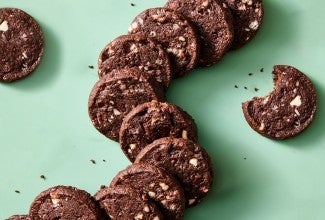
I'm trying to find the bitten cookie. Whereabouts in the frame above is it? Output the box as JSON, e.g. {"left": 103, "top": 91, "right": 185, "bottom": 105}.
{"left": 135, "top": 137, "right": 214, "bottom": 207}
{"left": 7, "top": 215, "right": 30, "bottom": 220}
{"left": 128, "top": 7, "right": 199, "bottom": 77}
{"left": 242, "top": 65, "right": 317, "bottom": 139}
{"left": 119, "top": 100, "right": 198, "bottom": 162}
{"left": 88, "top": 67, "right": 165, "bottom": 141}
{"left": 94, "top": 185, "right": 163, "bottom": 220}
{"left": 0, "top": 8, "right": 44, "bottom": 82}
{"left": 29, "top": 186, "right": 105, "bottom": 220}
{"left": 98, "top": 34, "right": 172, "bottom": 89}
{"left": 165, "top": 0, "right": 233, "bottom": 67}
{"left": 110, "top": 163, "right": 185, "bottom": 220}
{"left": 223, "top": 0, "right": 264, "bottom": 49}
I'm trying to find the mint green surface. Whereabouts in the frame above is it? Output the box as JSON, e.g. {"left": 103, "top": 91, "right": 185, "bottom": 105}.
{"left": 1, "top": 0, "right": 325, "bottom": 219}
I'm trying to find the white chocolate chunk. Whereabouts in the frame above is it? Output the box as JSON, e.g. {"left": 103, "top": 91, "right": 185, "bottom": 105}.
{"left": 259, "top": 122, "right": 265, "bottom": 131}
{"left": 294, "top": 109, "right": 300, "bottom": 116}
{"left": 130, "top": 144, "right": 137, "bottom": 150}
{"left": 182, "top": 130, "right": 188, "bottom": 139}
{"left": 148, "top": 191, "right": 156, "bottom": 198}
{"left": 113, "top": 108, "right": 121, "bottom": 115}
{"left": 143, "top": 205, "right": 150, "bottom": 212}
{"left": 153, "top": 216, "right": 160, "bottom": 220}
{"left": 202, "top": 0, "right": 209, "bottom": 7}
{"left": 290, "top": 95, "right": 302, "bottom": 107}
{"left": 249, "top": 20, "right": 259, "bottom": 30}
{"left": 188, "top": 199, "right": 196, "bottom": 205}
{"left": 189, "top": 158, "right": 198, "bottom": 167}
{"left": 159, "top": 182, "right": 169, "bottom": 191}
{"left": 134, "top": 213, "right": 143, "bottom": 220}
{"left": 179, "top": 36, "right": 186, "bottom": 42}
{"left": 0, "top": 21, "right": 8, "bottom": 32}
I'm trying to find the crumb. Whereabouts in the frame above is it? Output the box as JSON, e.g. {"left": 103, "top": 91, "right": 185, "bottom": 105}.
{"left": 88, "top": 65, "right": 94, "bottom": 69}
{"left": 234, "top": 85, "right": 238, "bottom": 88}
{"left": 254, "top": 88, "right": 259, "bottom": 92}
{"left": 244, "top": 86, "right": 248, "bottom": 90}
{"left": 103, "top": 159, "right": 106, "bottom": 162}
{"left": 260, "top": 68, "right": 264, "bottom": 72}
{"left": 40, "top": 175, "right": 46, "bottom": 180}
{"left": 248, "top": 73, "right": 253, "bottom": 76}
{"left": 15, "top": 190, "right": 20, "bottom": 194}
{"left": 131, "top": 3, "right": 135, "bottom": 6}
{"left": 100, "top": 185, "right": 107, "bottom": 189}
{"left": 244, "top": 157, "right": 247, "bottom": 160}
{"left": 90, "top": 159, "right": 96, "bottom": 164}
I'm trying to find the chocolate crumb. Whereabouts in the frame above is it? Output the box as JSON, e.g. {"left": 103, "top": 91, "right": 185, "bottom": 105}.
{"left": 88, "top": 65, "right": 94, "bottom": 69}
{"left": 248, "top": 73, "right": 253, "bottom": 76}
{"left": 100, "top": 185, "right": 107, "bottom": 189}
{"left": 103, "top": 159, "right": 106, "bottom": 162}
{"left": 234, "top": 85, "right": 238, "bottom": 88}
{"left": 131, "top": 3, "right": 135, "bottom": 6}
{"left": 260, "top": 68, "right": 264, "bottom": 72}
{"left": 244, "top": 86, "right": 248, "bottom": 90}
{"left": 254, "top": 88, "right": 259, "bottom": 92}
{"left": 15, "top": 190, "right": 20, "bottom": 194}
{"left": 244, "top": 157, "right": 247, "bottom": 160}
{"left": 90, "top": 159, "right": 96, "bottom": 164}
{"left": 40, "top": 175, "right": 46, "bottom": 180}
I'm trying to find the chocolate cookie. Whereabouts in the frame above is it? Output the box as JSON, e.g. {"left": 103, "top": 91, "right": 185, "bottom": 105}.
{"left": 119, "top": 100, "right": 198, "bottom": 162}
{"left": 165, "top": 0, "right": 233, "bottom": 67}
{"left": 94, "top": 185, "right": 163, "bottom": 220}
{"left": 29, "top": 185, "right": 105, "bottom": 220}
{"left": 135, "top": 137, "right": 214, "bottom": 207}
{"left": 98, "top": 34, "right": 172, "bottom": 89}
{"left": 88, "top": 67, "right": 165, "bottom": 141}
{"left": 110, "top": 163, "right": 185, "bottom": 220}
{"left": 0, "top": 8, "right": 44, "bottom": 82}
{"left": 7, "top": 215, "right": 30, "bottom": 220}
{"left": 223, "top": 0, "right": 264, "bottom": 49}
{"left": 242, "top": 65, "right": 317, "bottom": 139}
{"left": 128, "top": 7, "right": 199, "bottom": 77}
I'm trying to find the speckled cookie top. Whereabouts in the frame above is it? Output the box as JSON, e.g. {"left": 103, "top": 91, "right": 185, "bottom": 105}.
{"left": 98, "top": 34, "right": 172, "bottom": 89}
{"left": 242, "top": 65, "right": 317, "bottom": 139}
{"left": 88, "top": 67, "right": 165, "bottom": 141}
{"left": 0, "top": 8, "right": 44, "bottom": 82}
{"left": 110, "top": 163, "right": 185, "bottom": 220}
{"left": 223, "top": 0, "right": 263, "bottom": 49}
{"left": 94, "top": 185, "right": 163, "bottom": 220}
{"left": 135, "top": 137, "right": 214, "bottom": 207}
{"left": 128, "top": 7, "right": 199, "bottom": 77}
{"left": 165, "top": 0, "right": 234, "bottom": 67}
{"left": 29, "top": 185, "right": 105, "bottom": 220}
{"left": 119, "top": 100, "right": 198, "bottom": 162}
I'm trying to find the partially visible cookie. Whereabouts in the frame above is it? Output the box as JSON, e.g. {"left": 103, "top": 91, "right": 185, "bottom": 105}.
{"left": 110, "top": 163, "right": 185, "bottom": 220}
{"left": 29, "top": 185, "right": 105, "bottom": 220}
{"left": 94, "top": 185, "right": 163, "bottom": 220}
{"left": 128, "top": 7, "right": 199, "bottom": 77}
{"left": 7, "top": 215, "right": 30, "bottom": 220}
{"left": 0, "top": 8, "right": 44, "bottom": 82}
{"left": 135, "top": 137, "right": 214, "bottom": 207}
{"left": 242, "top": 65, "right": 317, "bottom": 139}
{"left": 223, "top": 0, "right": 264, "bottom": 49}
{"left": 98, "top": 34, "right": 172, "bottom": 89}
{"left": 88, "top": 67, "right": 165, "bottom": 142}
{"left": 165, "top": 0, "right": 233, "bottom": 67}
{"left": 119, "top": 100, "right": 198, "bottom": 162}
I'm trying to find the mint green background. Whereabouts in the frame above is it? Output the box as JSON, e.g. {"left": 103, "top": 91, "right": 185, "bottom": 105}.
{"left": 1, "top": 0, "right": 325, "bottom": 219}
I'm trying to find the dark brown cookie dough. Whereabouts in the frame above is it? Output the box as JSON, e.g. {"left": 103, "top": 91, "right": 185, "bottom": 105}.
{"left": 119, "top": 100, "right": 198, "bottom": 162}
{"left": 0, "top": 8, "right": 44, "bottom": 82}
{"left": 110, "top": 163, "right": 185, "bottom": 220}
{"left": 98, "top": 34, "right": 172, "bottom": 89}
{"left": 135, "top": 137, "right": 214, "bottom": 207}
{"left": 242, "top": 65, "right": 317, "bottom": 139}
{"left": 94, "top": 185, "right": 163, "bottom": 220}
{"left": 29, "top": 185, "right": 105, "bottom": 220}
{"left": 7, "top": 215, "right": 30, "bottom": 220}
{"left": 165, "top": 0, "right": 233, "bottom": 67}
{"left": 223, "top": 0, "right": 264, "bottom": 49}
{"left": 128, "top": 7, "right": 199, "bottom": 77}
{"left": 88, "top": 67, "right": 165, "bottom": 141}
